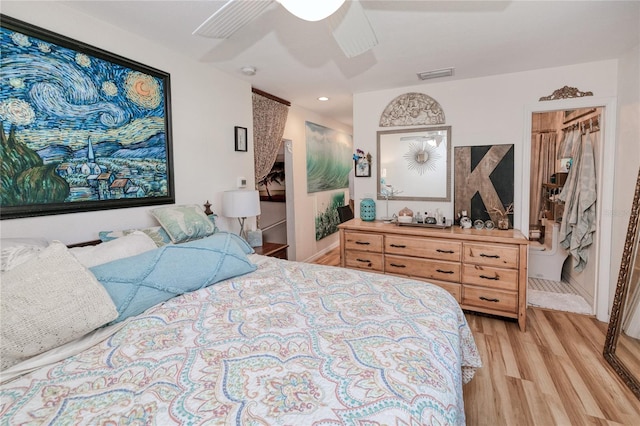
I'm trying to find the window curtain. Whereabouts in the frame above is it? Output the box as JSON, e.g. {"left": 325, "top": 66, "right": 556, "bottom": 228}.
{"left": 252, "top": 92, "right": 289, "bottom": 184}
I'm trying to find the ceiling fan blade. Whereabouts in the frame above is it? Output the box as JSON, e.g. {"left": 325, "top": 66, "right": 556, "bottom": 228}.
{"left": 328, "top": 0, "right": 378, "bottom": 58}
{"left": 193, "top": 0, "right": 274, "bottom": 39}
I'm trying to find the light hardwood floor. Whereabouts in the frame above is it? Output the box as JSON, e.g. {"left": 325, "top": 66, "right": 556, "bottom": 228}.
{"left": 311, "top": 246, "right": 640, "bottom": 425}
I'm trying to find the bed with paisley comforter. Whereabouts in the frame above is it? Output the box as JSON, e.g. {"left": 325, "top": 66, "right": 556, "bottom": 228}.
{"left": 0, "top": 233, "right": 481, "bottom": 425}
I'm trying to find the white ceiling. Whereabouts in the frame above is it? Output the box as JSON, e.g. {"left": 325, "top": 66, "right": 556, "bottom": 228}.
{"left": 60, "top": 1, "right": 640, "bottom": 126}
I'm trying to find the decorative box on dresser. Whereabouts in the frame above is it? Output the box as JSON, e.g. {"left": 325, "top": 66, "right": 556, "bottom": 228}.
{"left": 339, "top": 219, "right": 529, "bottom": 331}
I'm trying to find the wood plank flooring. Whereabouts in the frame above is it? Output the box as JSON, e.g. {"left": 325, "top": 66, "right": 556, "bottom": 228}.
{"left": 311, "top": 246, "right": 640, "bottom": 425}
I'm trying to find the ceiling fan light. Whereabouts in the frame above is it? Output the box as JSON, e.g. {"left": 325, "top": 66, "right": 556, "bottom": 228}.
{"left": 278, "top": 0, "right": 346, "bottom": 22}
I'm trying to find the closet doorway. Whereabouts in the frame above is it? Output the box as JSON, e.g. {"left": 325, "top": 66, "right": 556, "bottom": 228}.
{"left": 523, "top": 96, "right": 616, "bottom": 322}
{"left": 528, "top": 106, "right": 604, "bottom": 315}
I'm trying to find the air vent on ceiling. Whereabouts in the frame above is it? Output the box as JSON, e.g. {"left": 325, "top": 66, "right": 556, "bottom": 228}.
{"left": 417, "top": 67, "right": 455, "bottom": 81}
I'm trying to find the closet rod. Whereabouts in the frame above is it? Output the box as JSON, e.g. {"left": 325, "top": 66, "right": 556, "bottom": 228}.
{"left": 562, "top": 113, "right": 600, "bottom": 131}
{"left": 562, "top": 108, "right": 597, "bottom": 126}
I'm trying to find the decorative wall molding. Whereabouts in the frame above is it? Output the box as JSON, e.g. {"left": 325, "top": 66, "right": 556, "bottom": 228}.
{"left": 539, "top": 85, "right": 593, "bottom": 101}
{"left": 379, "top": 92, "right": 445, "bottom": 127}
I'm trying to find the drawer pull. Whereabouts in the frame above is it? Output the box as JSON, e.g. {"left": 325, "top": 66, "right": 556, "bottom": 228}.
{"left": 355, "top": 241, "right": 371, "bottom": 245}
{"left": 436, "top": 269, "right": 455, "bottom": 274}
{"left": 436, "top": 249, "right": 455, "bottom": 254}
{"left": 479, "top": 296, "right": 500, "bottom": 303}
{"left": 390, "top": 244, "right": 406, "bottom": 248}
{"left": 479, "top": 274, "right": 499, "bottom": 281}
{"left": 389, "top": 263, "right": 406, "bottom": 268}
{"left": 356, "top": 258, "right": 372, "bottom": 267}
{"left": 480, "top": 253, "right": 500, "bottom": 259}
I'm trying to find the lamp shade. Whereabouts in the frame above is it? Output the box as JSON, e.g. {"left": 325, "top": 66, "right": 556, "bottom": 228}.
{"left": 222, "top": 190, "right": 261, "bottom": 218}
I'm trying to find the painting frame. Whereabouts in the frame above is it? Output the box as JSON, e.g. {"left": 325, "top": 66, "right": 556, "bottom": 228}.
{"left": 234, "top": 126, "right": 248, "bottom": 152}
{"left": 355, "top": 157, "right": 371, "bottom": 177}
{"left": 305, "top": 121, "right": 353, "bottom": 194}
{"left": 0, "top": 15, "right": 174, "bottom": 220}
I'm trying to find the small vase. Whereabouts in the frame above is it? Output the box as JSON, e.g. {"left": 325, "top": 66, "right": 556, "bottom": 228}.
{"left": 497, "top": 217, "right": 509, "bottom": 230}
{"left": 360, "top": 198, "right": 376, "bottom": 221}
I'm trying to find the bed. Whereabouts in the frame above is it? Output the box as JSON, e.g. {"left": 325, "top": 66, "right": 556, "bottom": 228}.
{"left": 0, "top": 206, "right": 481, "bottom": 425}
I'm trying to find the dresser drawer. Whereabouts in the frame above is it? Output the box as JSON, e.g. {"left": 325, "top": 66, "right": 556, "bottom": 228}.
{"left": 462, "top": 264, "right": 518, "bottom": 291}
{"left": 428, "top": 279, "right": 462, "bottom": 303}
{"left": 385, "top": 236, "right": 461, "bottom": 262}
{"left": 345, "top": 250, "right": 384, "bottom": 271}
{"left": 462, "top": 285, "right": 518, "bottom": 313}
{"left": 385, "top": 255, "right": 460, "bottom": 283}
{"left": 344, "top": 232, "right": 383, "bottom": 253}
{"left": 463, "top": 243, "right": 519, "bottom": 268}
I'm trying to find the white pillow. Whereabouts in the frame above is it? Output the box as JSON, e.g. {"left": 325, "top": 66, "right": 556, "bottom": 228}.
{"left": 0, "top": 238, "right": 49, "bottom": 272}
{"left": 69, "top": 231, "right": 158, "bottom": 268}
{"left": 0, "top": 241, "right": 118, "bottom": 371}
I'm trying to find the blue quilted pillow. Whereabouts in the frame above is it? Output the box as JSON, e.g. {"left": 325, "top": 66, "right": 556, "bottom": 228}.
{"left": 91, "top": 232, "right": 257, "bottom": 323}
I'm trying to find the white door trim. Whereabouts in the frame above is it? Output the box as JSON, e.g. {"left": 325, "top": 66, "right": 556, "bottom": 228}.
{"left": 521, "top": 96, "right": 617, "bottom": 323}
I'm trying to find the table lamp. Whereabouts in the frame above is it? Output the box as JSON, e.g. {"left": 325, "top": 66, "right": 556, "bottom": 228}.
{"left": 222, "top": 189, "right": 261, "bottom": 240}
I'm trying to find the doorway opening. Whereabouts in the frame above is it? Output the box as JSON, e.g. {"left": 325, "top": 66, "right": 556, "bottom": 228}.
{"left": 257, "top": 139, "right": 288, "bottom": 251}
{"left": 528, "top": 107, "right": 603, "bottom": 314}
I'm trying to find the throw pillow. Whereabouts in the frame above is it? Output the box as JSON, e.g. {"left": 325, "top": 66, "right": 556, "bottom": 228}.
{"left": 150, "top": 204, "right": 217, "bottom": 244}
{"left": 0, "top": 241, "right": 118, "bottom": 371}
{"left": 99, "top": 226, "right": 173, "bottom": 247}
{"left": 1, "top": 237, "right": 49, "bottom": 272}
{"left": 91, "top": 232, "right": 257, "bottom": 323}
{"left": 70, "top": 231, "right": 158, "bottom": 268}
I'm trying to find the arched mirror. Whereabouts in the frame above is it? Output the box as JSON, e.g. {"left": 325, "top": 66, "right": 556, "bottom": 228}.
{"left": 604, "top": 168, "right": 640, "bottom": 399}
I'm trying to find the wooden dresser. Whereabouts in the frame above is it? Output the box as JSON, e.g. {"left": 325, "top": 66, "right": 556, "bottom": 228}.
{"left": 339, "top": 219, "right": 529, "bottom": 331}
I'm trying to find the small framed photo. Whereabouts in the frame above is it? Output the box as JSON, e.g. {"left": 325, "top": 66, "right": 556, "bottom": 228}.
{"left": 235, "top": 126, "right": 248, "bottom": 152}
{"left": 355, "top": 157, "right": 371, "bottom": 177}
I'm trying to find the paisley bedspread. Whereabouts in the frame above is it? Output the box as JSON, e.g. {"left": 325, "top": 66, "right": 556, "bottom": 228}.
{"left": 0, "top": 256, "right": 481, "bottom": 425}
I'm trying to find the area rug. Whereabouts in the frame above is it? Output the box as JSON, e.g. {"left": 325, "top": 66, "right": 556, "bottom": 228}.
{"left": 527, "top": 289, "right": 592, "bottom": 315}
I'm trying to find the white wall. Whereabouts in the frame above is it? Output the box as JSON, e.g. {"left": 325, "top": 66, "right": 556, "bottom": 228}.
{"left": 353, "top": 60, "right": 623, "bottom": 321}
{"left": 282, "top": 105, "right": 353, "bottom": 261}
{"left": 611, "top": 44, "right": 640, "bottom": 306}
{"left": 354, "top": 60, "right": 618, "bottom": 227}
{"left": 0, "top": 2, "right": 255, "bottom": 244}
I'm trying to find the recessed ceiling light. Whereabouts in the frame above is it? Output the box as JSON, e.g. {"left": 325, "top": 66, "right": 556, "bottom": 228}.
{"left": 318, "top": 96, "right": 329, "bottom": 101}
{"left": 241, "top": 66, "right": 256, "bottom": 76}
{"left": 417, "top": 67, "right": 454, "bottom": 80}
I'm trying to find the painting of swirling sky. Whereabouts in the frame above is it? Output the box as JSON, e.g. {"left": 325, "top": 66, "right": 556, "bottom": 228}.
{"left": 0, "top": 17, "right": 172, "bottom": 217}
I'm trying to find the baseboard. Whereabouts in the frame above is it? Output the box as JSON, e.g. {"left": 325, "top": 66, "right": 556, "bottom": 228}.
{"left": 562, "top": 271, "right": 594, "bottom": 306}
{"left": 304, "top": 241, "right": 340, "bottom": 263}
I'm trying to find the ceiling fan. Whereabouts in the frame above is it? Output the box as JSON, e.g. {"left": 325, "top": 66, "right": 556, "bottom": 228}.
{"left": 192, "top": 0, "right": 378, "bottom": 58}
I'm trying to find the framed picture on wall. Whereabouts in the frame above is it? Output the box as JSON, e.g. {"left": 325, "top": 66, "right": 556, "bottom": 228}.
{"left": 235, "top": 126, "right": 248, "bottom": 152}
{"left": 355, "top": 157, "right": 371, "bottom": 177}
{"left": 0, "top": 15, "right": 174, "bottom": 220}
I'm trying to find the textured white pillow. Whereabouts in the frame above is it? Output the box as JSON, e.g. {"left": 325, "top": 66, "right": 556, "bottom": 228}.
{"left": 0, "top": 241, "right": 118, "bottom": 371}
{"left": 69, "top": 230, "right": 158, "bottom": 268}
{"left": 0, "top": 238, "right": 49, "bottom": 271}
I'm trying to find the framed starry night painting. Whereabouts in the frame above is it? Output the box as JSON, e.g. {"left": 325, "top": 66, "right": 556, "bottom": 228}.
{"left": 0, "top": 15, "right": 174, "bottom": 219}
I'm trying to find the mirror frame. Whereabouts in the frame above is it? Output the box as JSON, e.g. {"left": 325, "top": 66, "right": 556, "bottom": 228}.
{"left": 376, "top": 126, "right": 452, "bottom": 202}
{"left": 604, "top": 168, "right": 640, "bottom": 399}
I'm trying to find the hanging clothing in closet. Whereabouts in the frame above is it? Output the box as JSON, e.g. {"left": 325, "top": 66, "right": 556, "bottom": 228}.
{"left": 558, "top": 128, "right": 597, "bottom": 272}
{"left": 529, "top": 132, "right": 558, "bottom": 228}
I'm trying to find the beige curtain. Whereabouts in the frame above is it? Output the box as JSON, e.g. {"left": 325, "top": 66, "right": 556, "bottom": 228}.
{"left": 253, "top": 92, "right": 289, "bottom": 184}
{"left": 529, "top": 131, "right": 558, "bottom": 228}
